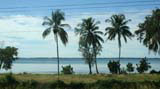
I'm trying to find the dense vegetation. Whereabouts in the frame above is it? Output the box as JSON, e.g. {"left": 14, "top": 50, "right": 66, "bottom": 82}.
{"left": 0, "top": 74, "right": 160, "bottom": 89}
{"left": 41, "top": 8, "right": 160, "bottom": 74}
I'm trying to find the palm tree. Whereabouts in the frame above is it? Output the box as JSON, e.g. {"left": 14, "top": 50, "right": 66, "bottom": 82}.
{"left": 135, "top": 9, "right": 160, "bottom": 54}
{"left": 105, "top": 14, "right": 133, "bottom": 73}
{"left": 42, "top": 10, "right": 70, "bottom": 77}
{"left": 75, "top": 17, "right": 104, "bottom": 74}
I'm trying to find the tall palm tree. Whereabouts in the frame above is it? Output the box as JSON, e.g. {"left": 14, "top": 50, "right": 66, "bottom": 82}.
{"left": 105, "top": 14, "right": 133, "bottom": 72}
{"left": 42, "top": 10, "right": 70, "bottom": 77}
{"left": 75, "top": 17, "right": 104, "bottom": 74}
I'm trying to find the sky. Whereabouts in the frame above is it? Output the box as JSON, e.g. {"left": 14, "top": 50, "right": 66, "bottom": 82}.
{"left": 0, "top": 0, "right": 160, "bottom": 58}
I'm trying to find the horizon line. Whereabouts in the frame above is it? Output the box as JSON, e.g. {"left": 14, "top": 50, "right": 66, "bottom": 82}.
{"left": 18, "top": 57, "right": 160, "bottom": 59}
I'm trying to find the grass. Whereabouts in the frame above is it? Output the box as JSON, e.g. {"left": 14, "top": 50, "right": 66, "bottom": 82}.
{"left": 0, "top": 73, "right": 160, "bottom": 89}
{"left": 0, "top": 73, "right": 160, "bottom": 84}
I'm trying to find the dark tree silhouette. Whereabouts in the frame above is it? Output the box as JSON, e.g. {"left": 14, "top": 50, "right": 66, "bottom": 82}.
{"left": 105, "top": 14, "right": 133, "bottom": 62}
{"left": 42, "top": 10, "right": 70, "bottom": 77}
{"left": 75, "top": 17, "right": 104, "bottom": 74}
{"left": 135, "top": 9, "right": 160, "bottom": 55}
{"left": 0, "top": 46, "right": 18, "bottom": 70}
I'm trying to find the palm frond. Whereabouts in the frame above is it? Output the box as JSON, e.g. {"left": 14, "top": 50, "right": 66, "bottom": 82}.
{"left": 122, "top": 34, "right": 127, "bottom": 43}
{"left": 95, "top": 34, "right": 104, "bottom": 43}
{"left": 94, "top": 31, "right": 103, "bottom": 35}
{"left": 42, "top": 16, "right": 53, "bottom": 26}
{"left": 42, "top": 27, "right": 51, "bottom": 38}
{"left": 60, "top": 24, "right": 71, "bottom": 29}
{"left": 105, "top": 14, "right": 133, "bottom": 44}
{"left": 58, "top": 28, "right": 68, "bottom": 46}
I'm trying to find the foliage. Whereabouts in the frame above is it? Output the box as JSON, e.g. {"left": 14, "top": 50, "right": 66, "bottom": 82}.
{"left": 0, "top": 73, "right": 18, "bottom": 89}
{"left": 92, "top": 79, "right": 160, "bottom": 89}
{"left": 68, "top": 82, "right": 86, "bottom": 89}
{"left": 61, "top": 65, "right": 74, "bottom": 74}
{"left": 0, "top": 46, "right": 18, "bottom": 70}
{"left": 49, "top": 80, "right": 67, "bottom": 89}
{"left": 78, "top": 39, "right": 102, "bottom": 74}
{"left": 0, "top": 74, "right": 160, "bottom": 89}
{"left": 105, "top": 14, "right": 133, "bottom": 61}
{"left": 107, "top": 60, "right": 120, "bottom": 74}
{"left": 150, "top": 70, "right": 160, "bottom": 74}
{"left": 135, "top": 8, "right": 160, "bottom": 54}
{"left": 136, "top": 57, "right": 151, "bottom": 73}
{"left": 16, "top": 80, "right": 38, "bottom": 89}
{"left": 75, "top": 17, "right": 104, "bottom": 74}
{"left": 75, "top": 17, "right": 104, "bottom": 48}
{"left": 42, "top": 9, "right": 70, "bottom": 45}
{"left": 126, "top": 62, "right": 134, "bottom": 73}
{"left": 42, "top": 9, "right": 70, "bottom": 75}
{"left": 78, "top": 42, "right": 94, "bottom": 74}
{"left": 120, "top": 67, "right": 127, "bottom": 74}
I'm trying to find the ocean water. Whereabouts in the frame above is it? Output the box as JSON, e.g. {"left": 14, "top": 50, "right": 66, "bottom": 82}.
{"left": 0, "top": 58, "right": 160, "bottom": 74}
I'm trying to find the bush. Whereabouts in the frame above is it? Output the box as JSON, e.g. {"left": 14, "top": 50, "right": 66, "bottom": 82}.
{"left": 136, "top": 57, "right": 151, "bottom": 73}
{"left": 107, "top": 60, "right": 120, "bottom": 74}
{"left": 120, "top": 68, "right": 127, "bottom": 74}
{"left": 68, "top": 82, "right": 86, "bottom": 89}
{"left": 0, "top": 73, "right": 18, "bottom": 89}
{"left": 126, "top": 62, "right": 134, "bottom": 73}
{"left": 16, "top": 80, "right": 39, "bottom": 89}
{"left": 150, "top": 70, "right": 160, "bottom": 74}
{"left": 61, "top": 65, "right": 74, "bottom": 74}
{"left": 93, "top": 79, "right": 160, "bottom": 89}
{"left": 0, "top": 77, "right": 160, "bottom": 89}
{"left": 49, "top": 80, "right": 66, "bottom": 89}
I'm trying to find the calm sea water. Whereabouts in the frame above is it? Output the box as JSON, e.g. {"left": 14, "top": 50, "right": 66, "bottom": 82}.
{"left": 1, "top": 58, "right": 160, "bottom": 74}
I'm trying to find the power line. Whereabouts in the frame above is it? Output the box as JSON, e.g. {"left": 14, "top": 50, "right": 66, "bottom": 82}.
{"left": 56, "top": 3, "right": 160, "bottom": 11}
{"left": 0, "top": 31, "right": 42, "bottom": 33}
{"left": 0, "top": 10, "right": 152, "bottom": 19}
{"left": 0, "top": 10, "right": 151, "bottom": 34}
{"left": 0, "top": 3, "right": 159, "bottom": 13}
{"left": 0, "top": 10, "right": 152, "bottom": 20}
{"left": 0, "top": 0, "right": 158, "bottom": 10}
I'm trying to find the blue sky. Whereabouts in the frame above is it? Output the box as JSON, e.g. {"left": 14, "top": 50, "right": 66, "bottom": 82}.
{"left": 0, "top": 0, "right": 160, "bottom": 58}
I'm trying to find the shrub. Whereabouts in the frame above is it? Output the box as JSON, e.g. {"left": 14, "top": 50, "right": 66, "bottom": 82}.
{"left": 16, "top": 80, "right": 38, "bottom": 89}
{"left": 0, "top": 73, "right": 18, "bottom": 89}
{"left": 0, "top": 46, "right": 18, "bottom": 71}
{"left": 49, "top": 80, "right": 66, "bottom": 89}
{"left": 126, "top": 62, "right": 134, "bottom": 73}
{"left": 61, "top": 65, "right": 74, "bottom": 74}
{"left": 93, "top": 79, "right": 160, "bottom": 89}
{"left": 136, "top": 57, "right": 151, "bottom": 73}
{"left": 120, "top": 67, "right": 127, "bottom": 74}
{"left": 68, "top": 82, "right": 86, "bottom": 89}
{"left": 107, "top": 60, "right": 120, "bottom": 74}
{"left": 150, "top": 70, "right": 160, "bottom": 74}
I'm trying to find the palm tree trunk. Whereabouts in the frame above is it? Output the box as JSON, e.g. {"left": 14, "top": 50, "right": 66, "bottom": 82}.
{"left": 118, "top": 35, "right": 121, "bottom": 74}
{"left": 118, "top": 46, "right": 121, "bottom": 74}
{"left": 88, "top": 62, "right": 92, "bottom": 74}
{"left": 93, "top": 47, "right": 99, "bottom": 74}
{"left": 55, "top": 35, "right": 60, "bottom": 79}
{"left": 95, "top": 59, "right": 99, "bottom": 74}
{"left": 119, "top": 46, "right": 121, "bottom": 62}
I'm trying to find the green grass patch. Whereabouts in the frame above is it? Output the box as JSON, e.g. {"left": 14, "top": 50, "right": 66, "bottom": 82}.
{"left": 0, "top": 73, "right": 160, "bottom": 89}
